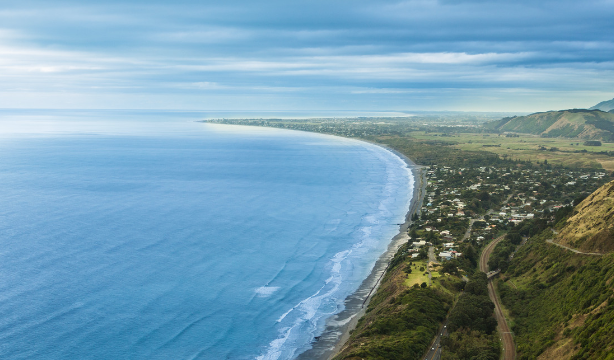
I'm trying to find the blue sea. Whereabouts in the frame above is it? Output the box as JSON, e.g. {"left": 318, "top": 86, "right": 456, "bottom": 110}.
{"left": 0, "top": 110, "right": 413, "bottom": 359}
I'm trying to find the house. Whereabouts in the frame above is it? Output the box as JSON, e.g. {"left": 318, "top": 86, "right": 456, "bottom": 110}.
{"left": 439, "top": 252, "right": 453, "bottom": 260}
{"left": 413, "top": 240, "right": 427, "bottom": 248}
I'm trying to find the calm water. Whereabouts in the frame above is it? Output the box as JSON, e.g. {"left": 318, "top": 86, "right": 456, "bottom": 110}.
{"left": 0, "top": 110, "right": 412, "bottom": 359}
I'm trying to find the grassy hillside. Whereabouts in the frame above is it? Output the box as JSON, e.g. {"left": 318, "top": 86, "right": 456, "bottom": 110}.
{"left": 555, "top": 180, "right": 614, "bottom": 253}
{"left": 590, "top": 98, "right": 614, "bottom": 112}
{"left": 497, "top": 180, "right": 614, "bottom": 360}
{"left": 332, "top": 242, "right": 462, "bottom": 360}
{"left": 484, "top": 109, "right": 614, "bottom": 141}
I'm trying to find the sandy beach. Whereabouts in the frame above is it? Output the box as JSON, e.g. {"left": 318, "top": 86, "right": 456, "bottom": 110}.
{"left": 296, "top": 146, "right": 427, "bottom": 360}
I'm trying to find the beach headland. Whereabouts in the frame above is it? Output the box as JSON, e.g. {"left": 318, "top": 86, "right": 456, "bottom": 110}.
{"left": 296, "top": 147, "right": 428, "bottom": 360}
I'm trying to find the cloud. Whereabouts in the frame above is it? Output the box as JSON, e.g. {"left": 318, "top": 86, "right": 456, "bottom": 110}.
{"left": 0, "top": 0, "right": 612, "bottom": 111}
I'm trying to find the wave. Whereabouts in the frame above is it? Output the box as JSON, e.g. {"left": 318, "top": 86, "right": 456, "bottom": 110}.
{"left": 256, "top": 143, "right": 414, "bottom": 360}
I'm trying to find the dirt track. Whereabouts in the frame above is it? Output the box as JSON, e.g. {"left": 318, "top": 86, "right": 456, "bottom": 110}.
{"left": 480, "top": 236, "right": 516, "bottom": 360}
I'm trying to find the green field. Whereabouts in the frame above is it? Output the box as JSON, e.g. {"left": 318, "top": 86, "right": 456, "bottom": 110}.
{"left": 409, "top": 131, "right": 614, "bottom": 170}
{"left": 404, "top": 260, "right": 430, "bottom": 287}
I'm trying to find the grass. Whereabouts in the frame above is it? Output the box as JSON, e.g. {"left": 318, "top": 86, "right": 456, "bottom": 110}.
{"left": 409, "top": 131, "right": 614, "bottom": 170}
{"left": 404, "top": 260, "right": 430, "bottom": 287}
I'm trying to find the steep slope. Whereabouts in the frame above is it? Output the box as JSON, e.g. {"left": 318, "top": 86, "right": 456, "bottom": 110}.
{"left": 590, "top": 98, "right": 614, "bottom": 112}
{"left": 497, "top": 180, "right": 614, "bottom": 360}
{"left": 555, "top": 180, "right": 614, "bottom": 253}
{"left": 484, "top": 109, "right": 614, "bottom": 141}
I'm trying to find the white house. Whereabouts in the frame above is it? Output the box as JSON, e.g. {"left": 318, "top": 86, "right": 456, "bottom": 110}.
{"left": 439, "top": 251, "right": 453, "bottom": 260}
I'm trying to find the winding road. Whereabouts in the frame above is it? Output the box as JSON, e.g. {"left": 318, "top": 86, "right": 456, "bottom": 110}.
{"left": 545, "top": 239, "right": 603, "bottom": 256}
{"left": 480, "top": 236, "right": 516, "bottom": 360}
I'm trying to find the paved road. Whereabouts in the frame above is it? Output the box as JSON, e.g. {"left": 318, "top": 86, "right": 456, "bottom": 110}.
{"left": 480, "top": 236, "right": 516, "bottom": 360}
{"left": 462, "top": 218, "right": 476, "bottom": 241}
{"left": 427, "top": 246, "right": 435, "bottom": 285}
{"left": 423, "top": 321, "right": 448, "bottom": 360}
{"left": 545, "top": 239, "right": 603, "bottom": 256}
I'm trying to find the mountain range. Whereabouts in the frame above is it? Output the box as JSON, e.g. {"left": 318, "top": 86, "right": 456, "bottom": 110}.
{"left": 590, "top": 97, "right": 614, "bottom": 112}
{"left": 484, "top": 109, "right": 614, "bottom": 141}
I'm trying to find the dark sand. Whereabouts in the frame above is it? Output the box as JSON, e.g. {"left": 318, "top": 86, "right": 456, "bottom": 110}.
{"left": 296, "top": 147, "right": 428, "bottom": 360}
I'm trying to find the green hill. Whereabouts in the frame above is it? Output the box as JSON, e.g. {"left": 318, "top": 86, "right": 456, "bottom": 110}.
{"left": 590, "top": 98, "right": 614, "bottom": 112}
{"left": 484, "top": 109, "right": 614, "bottom": 141}
{"left": 497, "top": 180, "right": 614, "bottom": 360}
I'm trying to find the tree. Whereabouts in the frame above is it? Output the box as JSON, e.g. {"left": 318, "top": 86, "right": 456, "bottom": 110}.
{"left": 506, "top": 232, "right": 522, "bottom": 245}
{"left": 441, "top": 260, "right": 459, "bottom": 275}
{"left": 421, "top": 282, "right": 428, "bottom": 288}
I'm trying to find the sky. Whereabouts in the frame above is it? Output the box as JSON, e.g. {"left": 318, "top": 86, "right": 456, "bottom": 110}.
{"left": 1, "top": 0, "right": 614, "bottom": 112}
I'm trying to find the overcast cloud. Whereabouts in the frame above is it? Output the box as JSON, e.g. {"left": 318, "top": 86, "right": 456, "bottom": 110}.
{"left": 1, "top": 0, "right": 613, "bottom": 111}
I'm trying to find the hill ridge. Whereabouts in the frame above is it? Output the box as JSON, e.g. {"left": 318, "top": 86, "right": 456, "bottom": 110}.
{"left": 484, "top": 109, "right": 614, "bottom": 141}
{"left": 590, "top": 97, "right": 614, "bottom": 112}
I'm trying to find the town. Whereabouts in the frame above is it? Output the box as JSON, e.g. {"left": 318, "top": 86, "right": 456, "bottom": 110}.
{"left": 407, "top": 163, "right": 610, "bottom": 271}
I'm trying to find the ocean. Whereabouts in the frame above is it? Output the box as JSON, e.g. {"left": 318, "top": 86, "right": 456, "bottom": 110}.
{"left": 0, "top": 110, "right": 413, "bottom": 359}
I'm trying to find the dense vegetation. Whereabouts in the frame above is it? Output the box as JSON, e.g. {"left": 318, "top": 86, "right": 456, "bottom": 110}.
{"left": 498, "top": 208, "right": 614, "bottom": 359}
{"left": 372, "top": 135, "right": 521, "bottom": 168}
{"left": 441, "top": 272, "right": 500, "bottom": 360}
{"left": 332, "top": 268, "right": 455, "bottom": 360}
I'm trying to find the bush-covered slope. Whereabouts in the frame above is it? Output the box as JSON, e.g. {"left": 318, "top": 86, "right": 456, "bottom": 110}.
{"left": 497, "top": 180, "right": 614, "bottom": 359}
{"left": 442, "top": 272, "right": 500, "bottom": 360}
{"left": 483, "top": 109, "right": 614, "bottom": 141}
{"left": 499, "top": 232, "right": 614, "bottom": 360}
{"left": 332, "top": 243, "right": 460, "bottom": 360}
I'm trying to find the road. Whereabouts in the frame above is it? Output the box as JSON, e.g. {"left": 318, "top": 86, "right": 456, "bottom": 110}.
{"left": 427, "top": 246, "right": 436, "bottom": 285}
{"left": 423, "top": 321, "right": 448, "bottom": 360}
{"left": 545, "top": 239, "right": 603, "bottom": 256}
{"left": 480, "top": 236, "right": 516, "bottom": 360}
{"left": 462, "top": 218, "right": 476, "bottom": 241}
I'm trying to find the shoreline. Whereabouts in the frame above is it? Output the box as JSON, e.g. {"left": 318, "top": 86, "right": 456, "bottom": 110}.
{"left": 296, "top": 145, "right": 428, "bottom": 360}
{"left": 201, "top": 121, "right": 428, "bottom": 359}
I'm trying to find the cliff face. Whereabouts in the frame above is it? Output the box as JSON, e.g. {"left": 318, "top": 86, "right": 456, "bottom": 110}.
{"left": 484, "top": 109, "right": 614, "bottom": 141}
{"left": 555, "top": 180, "right": 614, "bottom": 253}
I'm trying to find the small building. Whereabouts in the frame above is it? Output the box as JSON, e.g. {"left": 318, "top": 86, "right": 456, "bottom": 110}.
{"left": 439, "top": 251, "right": 453, "bottom": 260}
{"left": 413, "top": 240, "right": 427, "bottom": 248}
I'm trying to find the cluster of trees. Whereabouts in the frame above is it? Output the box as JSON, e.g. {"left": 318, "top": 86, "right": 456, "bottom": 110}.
{"left": 334, "top": 284, "right": 453, "bottom": 359}
{"left": 447, "top": 273, "right": 497, "bottom": 333}
{"left": 487, "top": 232, "right": 522, "bottom": 272}
{"left": 442, "top": 272, "right": 500, "bottom": 360}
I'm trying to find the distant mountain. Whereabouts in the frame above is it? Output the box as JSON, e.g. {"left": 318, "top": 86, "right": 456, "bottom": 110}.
{"left": 554, "top": 180, "right": 614, "bottom": 253}
{"left": 590, "top": 98, "right": 614, "bottom": 112}
{"left": 484, "top": 109, "right": 614, "bottom": 141}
